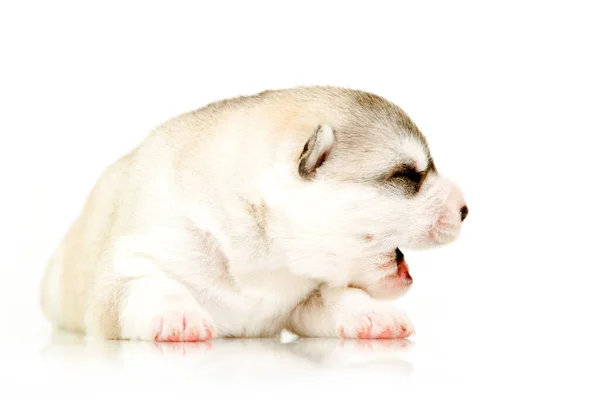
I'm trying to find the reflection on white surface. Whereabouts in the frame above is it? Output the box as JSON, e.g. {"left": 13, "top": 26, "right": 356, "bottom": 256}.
{"left": 16, "top": 329, "right": 416, "bottom": 397}
{"left": 38, "top": 329, "right": 414, "bottom": 377}
{"left": 6, "top": 321, "right": 594, "bottom": 399}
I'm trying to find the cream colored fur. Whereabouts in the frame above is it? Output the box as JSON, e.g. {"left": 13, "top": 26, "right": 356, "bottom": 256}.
{"left": 39, "top": 86, "right": 467, "bottom": 341}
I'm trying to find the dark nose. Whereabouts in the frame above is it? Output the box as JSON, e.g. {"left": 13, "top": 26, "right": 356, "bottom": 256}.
{"left": 460, "top": 205, "right": 469, "bottom": 221}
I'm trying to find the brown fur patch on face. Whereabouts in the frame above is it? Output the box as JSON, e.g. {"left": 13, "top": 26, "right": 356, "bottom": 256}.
{"left": 349, "top": 90, "right": 426, "bottom": 144}
{"left": 364, "top": 234, "right": 374, "bottom": 242}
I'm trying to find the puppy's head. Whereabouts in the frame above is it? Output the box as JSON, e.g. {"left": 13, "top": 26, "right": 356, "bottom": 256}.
{"left": 280, "top": 89, "right": 468, "bottom": 300}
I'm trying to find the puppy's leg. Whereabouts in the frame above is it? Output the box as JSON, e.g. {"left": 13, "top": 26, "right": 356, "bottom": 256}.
{"left": 287, "top": 287, "right": 414, "bottom": 339}
{"left": 86, "top": 273, "right": 215, "bottom": 342}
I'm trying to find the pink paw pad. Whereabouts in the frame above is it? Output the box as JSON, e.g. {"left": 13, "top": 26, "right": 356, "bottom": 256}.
{"left": 376, "top": 327, "right": 394, "bottom": 339}
{"left": 152, "top": 312, "right": 215, "bottom": 342}
{"left": 357, "top": 317, "right": 374, "bottom": 339}
{"left": 338, "top": 311, "right": 414, "bottom": 340}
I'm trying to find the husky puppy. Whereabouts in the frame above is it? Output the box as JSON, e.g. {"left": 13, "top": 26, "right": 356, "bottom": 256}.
{"left": 39, "top": 86, "right": 468, "bottom": 341}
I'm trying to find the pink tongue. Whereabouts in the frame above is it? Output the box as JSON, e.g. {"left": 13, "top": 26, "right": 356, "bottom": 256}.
{"left": 397, "top": 259, "right": 412, "bottom": 280}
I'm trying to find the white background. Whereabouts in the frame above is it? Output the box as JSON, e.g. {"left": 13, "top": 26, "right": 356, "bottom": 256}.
{"left": 1, "top": 1, "right": 599, "bottom": 398}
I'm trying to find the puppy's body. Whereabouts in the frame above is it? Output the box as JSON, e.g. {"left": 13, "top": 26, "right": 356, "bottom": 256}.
{"left": 40, "top": 86, "right": 467, "bottom": 341}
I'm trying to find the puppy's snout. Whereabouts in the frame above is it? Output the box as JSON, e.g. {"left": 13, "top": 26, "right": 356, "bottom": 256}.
{"left": 460, "top": 205, "right": 469, "bottom": 221}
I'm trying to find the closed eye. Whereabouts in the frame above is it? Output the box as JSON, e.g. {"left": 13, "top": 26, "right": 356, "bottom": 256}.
{"left": 391, "top": 166, "right": 422, "bottom": 183}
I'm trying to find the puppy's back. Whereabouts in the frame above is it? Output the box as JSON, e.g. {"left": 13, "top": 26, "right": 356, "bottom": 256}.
{"left": 39, "top": 151, "right": 134, "bottom": 332}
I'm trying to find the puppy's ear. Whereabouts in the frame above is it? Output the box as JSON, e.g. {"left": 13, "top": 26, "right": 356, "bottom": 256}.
{"left": 298, "top": 124, "right": 335, "bottom": 178}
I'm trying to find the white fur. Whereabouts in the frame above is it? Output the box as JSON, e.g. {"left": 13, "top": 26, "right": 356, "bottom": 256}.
{"left": 118, "top": 275, "right": 214, "bottom": 341}
{"left": 403, "top": 137, "right": 430, "bottom": 172}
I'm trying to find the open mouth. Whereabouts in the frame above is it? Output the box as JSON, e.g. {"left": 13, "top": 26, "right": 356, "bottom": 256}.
{"left": 395, "top": 248, "right": 413, "bottom": 283}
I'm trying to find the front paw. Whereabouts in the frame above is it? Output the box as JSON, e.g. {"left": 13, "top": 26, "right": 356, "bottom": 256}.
{"left": 337, "top": 307, "right": 414, "bottom": 339}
